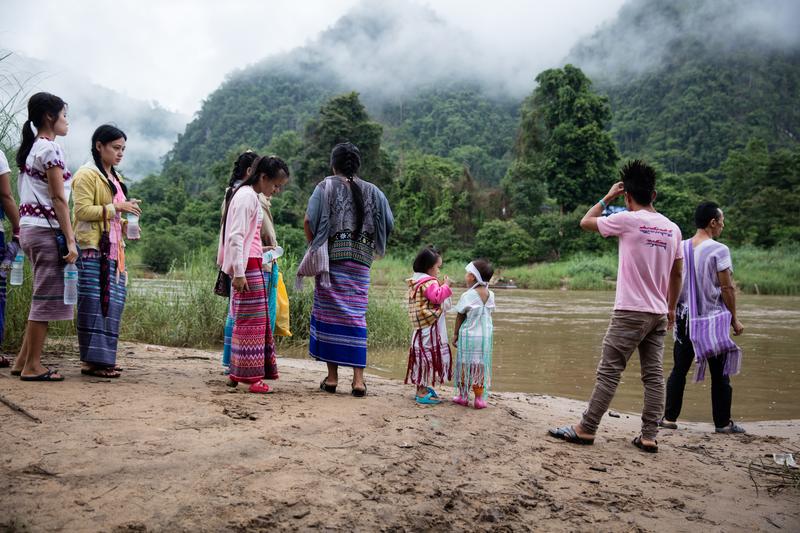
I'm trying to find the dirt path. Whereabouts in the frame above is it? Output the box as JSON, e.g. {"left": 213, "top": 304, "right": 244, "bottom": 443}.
{"left": 1, "top": 343, "right": 798, "bottom": 532}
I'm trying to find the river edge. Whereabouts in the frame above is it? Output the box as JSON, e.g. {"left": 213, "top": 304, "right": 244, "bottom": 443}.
{"left": 1, "top": 342, "right": 798, "bottom": 532}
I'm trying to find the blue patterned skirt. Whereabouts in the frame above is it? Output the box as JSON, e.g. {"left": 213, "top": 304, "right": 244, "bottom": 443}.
{"left": 309, "top": 260, "right": 370, "bottom": 368}
{"left": 77, "top": 254, "right": 127, "bottom": 368}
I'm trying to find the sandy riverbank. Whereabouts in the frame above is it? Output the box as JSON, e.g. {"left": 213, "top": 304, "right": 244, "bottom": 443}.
{"left": 1, "top": 343, "right": 798, "bottom": 532}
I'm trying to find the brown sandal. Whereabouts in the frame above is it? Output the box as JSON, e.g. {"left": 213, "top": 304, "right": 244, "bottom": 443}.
{"left": 633, "top": 435, "right": 658, "bottom": 453}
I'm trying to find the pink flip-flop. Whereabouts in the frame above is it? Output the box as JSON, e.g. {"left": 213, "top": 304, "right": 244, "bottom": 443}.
{"left": 248, "top": 381, "right": 271, "bottom": 394}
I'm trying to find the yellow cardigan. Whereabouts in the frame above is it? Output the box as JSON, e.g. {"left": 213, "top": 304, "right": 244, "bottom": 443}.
{"left": 72, "top": 162, "right": 120, "bottom": 251}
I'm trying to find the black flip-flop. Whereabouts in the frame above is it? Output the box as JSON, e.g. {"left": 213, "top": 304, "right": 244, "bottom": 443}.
{"left": 20, "top": 368, "right": 64, "bottom": 382}
{"left": 632, "top": 435, "right": 658, "bottom": 453}
{"left": 351, "top": 382, "right": 366, "bottom": 398}
{"left": 81, "top": 368, "right": 121, "bottom": 379}
{"left": 11, "top": 370, "right": 21, "bottom": 376}
{"left": 320, "top": 378, "right": 336, "bottom": 394}
{"left": 547, "top": 425, "right": 595, "bottom": 445}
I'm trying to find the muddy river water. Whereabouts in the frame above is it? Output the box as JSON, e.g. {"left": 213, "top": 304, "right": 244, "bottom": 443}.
{"left": 287, "top": 289, "right": 799, "bottom": 422}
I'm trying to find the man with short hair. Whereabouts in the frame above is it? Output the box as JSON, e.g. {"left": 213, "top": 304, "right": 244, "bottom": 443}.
{"left": 548, "top": 160, "right": 683, "bottom": 453}
{"left": 661, "top": 202, "right": 745, "bottom": 434}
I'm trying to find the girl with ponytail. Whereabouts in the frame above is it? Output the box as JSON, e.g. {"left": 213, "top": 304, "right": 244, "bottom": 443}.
{"left": 301, "top": 142, "right": 394, "bottom": 397}
{"left": 11, "top": 92, "right": 77, "bottom": 382}
{"left": 219, "top": 150, "right": 259, "bottom": 373}
{"left": 71, "top": 124, "right": 141, "bottom": 378}
{"left": 217, "top": 154, "right": 290, "bottom": 393}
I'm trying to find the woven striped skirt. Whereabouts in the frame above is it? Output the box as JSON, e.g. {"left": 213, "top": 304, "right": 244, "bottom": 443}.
{"left": 0, "top": 239, "right": 5, "bottom": 344}
{"left": 77, "top": 253, "right": 127, "bottom": 368}
{"left": 20, "top": 225, "right": 73, "bottom": 321}
{"left": 309, "top": 260, "right": 370, "bottom": 368}
{"left": 229, "top": 259, "right": 278, "bottom": 383}
{"left": 222, "top": 264, "right": 279, "bottom": 370}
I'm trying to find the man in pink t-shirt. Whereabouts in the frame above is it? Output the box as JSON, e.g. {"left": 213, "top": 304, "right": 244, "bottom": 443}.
{"left": 549, "top": 160, "right": 683, "bottom": 454}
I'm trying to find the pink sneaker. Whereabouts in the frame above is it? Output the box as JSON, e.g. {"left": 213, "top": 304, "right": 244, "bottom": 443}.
{"left": 474, "top": 396, "right": 487, "bottom": 409}
{"left": 452, "top": 395, "right": 468, "bottom": 406}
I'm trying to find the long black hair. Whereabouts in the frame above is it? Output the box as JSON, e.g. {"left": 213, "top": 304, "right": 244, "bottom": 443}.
{"left": 16, "top": 92, "right": 66, "bottom": 170}
{"left": 330, "top": 142, "right": 364, "bottom": 237}
{"left": 225, "top": 151, "right": 259, "bottom": 204}
{"left": 239, "top": 155, "right": 290, "bottom": 188}
{"left": 91, "top": 124, "right": 128, "bottom": 197}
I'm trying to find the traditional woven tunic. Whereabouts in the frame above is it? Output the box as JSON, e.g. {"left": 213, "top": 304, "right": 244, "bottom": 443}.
{"left": 454, "top": 287, "right": 495, "bottom": 398}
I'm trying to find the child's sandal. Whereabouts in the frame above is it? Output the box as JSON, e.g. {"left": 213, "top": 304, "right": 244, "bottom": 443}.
{"left": 415, "top": 391, "right": 442, "bottom": 405}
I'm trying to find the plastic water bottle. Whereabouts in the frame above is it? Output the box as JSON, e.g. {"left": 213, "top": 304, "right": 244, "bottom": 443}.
{"left": 10, "top": 252, "right": 24, "bottom": 286}
{"left": 262, "top": 246, "right": 284, "bottom": 265}
{"left": 63, "top": 263, "right": 78, "bottom": 305}
{"left": 126, "top": 213, "right": 140, "bottom": 240}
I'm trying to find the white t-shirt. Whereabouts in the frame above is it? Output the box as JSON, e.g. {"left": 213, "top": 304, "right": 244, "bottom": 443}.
{"left": 0, "top": 150, "right": 9, "bottom": 231}
{"left": 0, "top": 150, "right": 10, "bottom": 175}
{"left": 18, "top": 137, "right": 72, "bottom": 228}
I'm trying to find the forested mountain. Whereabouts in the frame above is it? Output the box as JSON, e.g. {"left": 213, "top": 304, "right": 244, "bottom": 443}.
{"left": 569, "top": 0, "right": 800, "bottom": 174}
{"left": 134, "top": 0, "right": 798, "bottom": 271}
{"left": 164, "top": 2, "right": 519, "bottom": 189}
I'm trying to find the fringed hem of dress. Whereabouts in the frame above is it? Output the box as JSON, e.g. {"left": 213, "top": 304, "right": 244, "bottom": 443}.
{"left": 405, "top": 327, "right": 452, "bottom": 387}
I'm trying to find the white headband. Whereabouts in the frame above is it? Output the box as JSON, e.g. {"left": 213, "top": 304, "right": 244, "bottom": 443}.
{"left": 466, "top": 262, "right": 488, "bottom": 286}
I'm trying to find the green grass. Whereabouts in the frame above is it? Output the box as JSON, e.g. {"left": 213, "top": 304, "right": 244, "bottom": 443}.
{"left": 499, "top": 253, "right": 618, "bottom": 291}
{"left": 498, "top": 245, "right": 800, "bottom": 295}
{"left": 2, "top": 249, "right": 411, "bottom": 353}
{"left": 730, "top": 245, "right": 800, "bottom": 295}
{"left": 4, "top": 244, "right": 796, "bottom": 354}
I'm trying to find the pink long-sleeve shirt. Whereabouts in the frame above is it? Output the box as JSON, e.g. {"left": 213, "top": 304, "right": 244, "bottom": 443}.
{"left": 217, "top": 186, "right": 262, "bottom": 278}
{"left": 423, "top": 278, "right": 452, "bottom": 305}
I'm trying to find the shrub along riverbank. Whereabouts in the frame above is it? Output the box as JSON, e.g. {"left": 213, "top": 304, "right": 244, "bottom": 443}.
{"left": 500, "top": 245, "right": 800, "bottom": 295}
{"left": 2, "top": 245, "right": 796, "bottom": 354}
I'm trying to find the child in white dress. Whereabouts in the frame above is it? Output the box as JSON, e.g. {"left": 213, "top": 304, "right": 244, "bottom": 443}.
{"left": 452, "top": 259, "right": 495, "bottom": 409}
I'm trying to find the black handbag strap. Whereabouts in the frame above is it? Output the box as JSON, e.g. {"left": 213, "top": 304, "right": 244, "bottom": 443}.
{"left": 30, "top": 188, "right": 60, "bottom": 235}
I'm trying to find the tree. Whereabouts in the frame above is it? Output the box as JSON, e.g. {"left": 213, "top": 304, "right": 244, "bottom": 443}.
{"left": 500, "top": 161, "right": 547, "bottom": 217}
{"left": 721, "top": 140, "right": 800, "bottom": 246}
{"left": 473, "top": 220, "right": 536, "bottom": 267}
{"left": 391, "top": 153, "right": 478, "bottom": 252}
{"left": 513, "top": 65, "right": 619, "bottom": 213}
{"left": 299, "top": 92, "right": 387, "bottom": 190}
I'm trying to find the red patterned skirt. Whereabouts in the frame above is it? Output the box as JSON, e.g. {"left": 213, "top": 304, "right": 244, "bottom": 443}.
{"left": 229, "top": 258, "right": 278, "bottom": 383}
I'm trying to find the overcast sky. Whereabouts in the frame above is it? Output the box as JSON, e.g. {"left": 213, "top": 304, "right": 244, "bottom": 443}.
{"left": 1, "top": 0, "right": 626, "bottom": 115}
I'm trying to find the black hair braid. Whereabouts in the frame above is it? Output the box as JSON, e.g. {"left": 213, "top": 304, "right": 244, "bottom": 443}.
{"left": 226, "top": 151, "right": 259, "bottom": 204}
{"left": 330, "top": 142, "right": 365, "bottom": 237}
{"left": 16, "top": 92, "right": 66, "bottom": 170}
